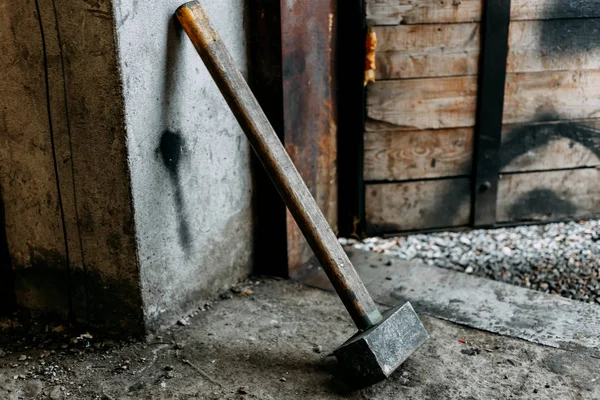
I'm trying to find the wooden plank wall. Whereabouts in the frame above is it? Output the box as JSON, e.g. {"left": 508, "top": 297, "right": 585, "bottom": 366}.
{"left": 364, "top": 0, "right": 600, "bottom": 233}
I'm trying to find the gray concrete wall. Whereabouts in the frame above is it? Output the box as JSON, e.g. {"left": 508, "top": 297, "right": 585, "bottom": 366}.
{"left": 112, "top": 0, "right": 255, "bottom": 330}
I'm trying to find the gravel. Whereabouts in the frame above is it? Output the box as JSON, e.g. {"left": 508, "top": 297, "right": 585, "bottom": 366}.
{"left": 342, "top": 219, "right": 600, "bottom": 304}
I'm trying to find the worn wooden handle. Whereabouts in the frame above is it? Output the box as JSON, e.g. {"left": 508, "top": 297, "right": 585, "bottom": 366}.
{"left": 176, "top": 1, "right": 382, "bottom": 329}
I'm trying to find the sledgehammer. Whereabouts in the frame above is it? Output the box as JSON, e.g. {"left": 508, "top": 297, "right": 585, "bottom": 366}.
{"left": 176, "top": 1, "right": 429, "bottom": 386}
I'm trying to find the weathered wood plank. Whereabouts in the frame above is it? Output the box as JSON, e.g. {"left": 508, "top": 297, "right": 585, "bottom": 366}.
{"left": 374, "top": 23, "right": 480, "bottom": 80}
{"left": 368, "top": 70, "right": 600, "bottom": 130}
{"left": 507, "top": 18, "right": 600, "bottom": 74}
{"left": 497, "top": 168, "right": 600, "bottom": 222}
{"left": 365, "top": 179, "right": 471, "bottom": 233}
{"left": 366, "top": 168, "right": 600, "bottom": 232}
{"left": 503, "top": 70, "right": 600, "bottom": 125}
{"left": 364, "top": 119, "right": 600, "bottom": 181}
{"left": 366, "top": 0, "right": 600, "bottom": 26}
{"left": 364, "top": 128, "right": 473, "bottom": 181}
{"left": 500, "top": 120, "right": 600, "bottom": 172}
{"left": 52, "top": 0, "right": 144, "bottom": 331}
{"left": 366, "top": 0, "right": 482, "bottom": 26}
{"left": 511, "top": 0, "right": 600, "bottom": 22}
{"left": 37, "top": 0, "right": 84, "bottom": 282}
{"left": 0, "top": 0, "right": 70, "bottom": 315}
{"left": 366, "top": 76, "right": 478, "bottom": 131}
{"left": 375, "top": 19, "right": 600, "bottom": 80}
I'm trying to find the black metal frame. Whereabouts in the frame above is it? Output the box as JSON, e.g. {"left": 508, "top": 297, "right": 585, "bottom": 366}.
{"left": 248, "top": 0, "right": 288, "bottom": 276}
{"left": 471, "top": 0, "right": 512, "bottom": 227}
{"left": 337, "top": 0, "right": 367, "bottom": 238}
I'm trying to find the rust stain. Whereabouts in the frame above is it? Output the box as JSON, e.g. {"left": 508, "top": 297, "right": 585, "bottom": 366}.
{"left": 281, "top": 0, "right": 338, "bottom": 272}
{"left": 365, "top": 28, "right": 377, "bottom": 86}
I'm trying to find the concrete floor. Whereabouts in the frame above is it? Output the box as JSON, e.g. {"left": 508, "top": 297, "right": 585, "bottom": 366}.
{"left": 1, "top": 275, "right": 599, "bottom": 399}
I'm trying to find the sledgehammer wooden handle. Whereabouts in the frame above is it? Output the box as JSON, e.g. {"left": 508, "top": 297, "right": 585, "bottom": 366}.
{"left": 176, "top": 1, "right": 382, "bottom": 329}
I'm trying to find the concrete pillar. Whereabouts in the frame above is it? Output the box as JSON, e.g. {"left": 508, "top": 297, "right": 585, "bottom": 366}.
{"left": 0, "top": 0, "right": 253, "bottom": 333}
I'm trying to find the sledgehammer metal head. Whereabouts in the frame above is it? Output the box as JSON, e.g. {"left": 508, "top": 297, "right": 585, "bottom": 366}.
{"left": 334, "top": 303, "right": 429, "bottom": 386}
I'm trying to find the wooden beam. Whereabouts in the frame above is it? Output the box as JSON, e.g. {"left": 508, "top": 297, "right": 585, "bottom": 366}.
{"left": 503, "top": 70, "right": 600, "bottom": 125}
{"left": 366, "top": 0, "right": 482, "bottom": 26}
{"left": 0, "top": 186, "right": 15, "bottom": 314}
{"left": 365, "top": 167, "right": 600, "bottom": 233}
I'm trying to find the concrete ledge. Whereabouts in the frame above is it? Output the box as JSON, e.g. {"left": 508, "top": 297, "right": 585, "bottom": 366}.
{"left": 298, "top": 248, "right": 600, "bottom": 357}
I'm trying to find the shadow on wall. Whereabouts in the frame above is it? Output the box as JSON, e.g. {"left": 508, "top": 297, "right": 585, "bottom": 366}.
{"left": 541, "top": 0, "right": 600, "bottom": 40}
{"left": 158, "top": 129, "right": 191, "bottom": 251}
{"left": 500, "top": 114, "right": 600, "bottom": 167}
{"left": 155, "top": 15, "right": 192, "bottom": 255}
{"left": 540, "top": 17, "right": 600, "bottom": 58}
{"left": 507, "top": 188, "right": 578, "bottom": 221}
{"left": 0, "top": 185, "right": 15, "bottom": 315}
{"left": 419, "top": 116, "right": 600, "bottom": 230}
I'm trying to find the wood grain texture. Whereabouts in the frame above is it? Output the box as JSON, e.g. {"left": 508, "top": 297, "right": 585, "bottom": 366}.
{"left": 366, "top": 0, "right": 600, "bottom": 25}
{"left": 366, "top": 76, "right": 478, "bottom": 131}
{"left": 375, "top": 19, "right": 600, "bottom": 80}
{"left": 37, "top": 0, "right": 84, "bottom": 285}
{"left": 500, "top": 120, "right": 600, "bottom": 172}
{"left": 497, "top": 168, "right": 600, "bottom": 222}
{"left": 0, "top": 0, "right": 145, "bottom": 330}
{"left": 374, "top": 23, "right": 480, "bottom": 80}
{"left": 366, "top": 0, "right": 482, "bottom": 26}
{"left": 51, "top": 0, "right": 144, "bottom": 330}
{"left": 0, "top": 0, "right": 70, "bottom": 314}
{"left": 177, "top": 2, "right": 382, "bottom": 329}
{"left": 367, "top": 70, "right": 600, "bottom": 131}
{"left": 507, "top": 18, "right": 600, "bottom": 74}
{"left": 364, "top": 128, "right": 473, "bottom": 181}
{"left": 503, "top": 70, "right": 600, "bottom": 125}
{"left": 364, "top": 118, "right": 600, "bottom": 181}
{"left": 365, "top": 179, "right": 471, "bottom": 233}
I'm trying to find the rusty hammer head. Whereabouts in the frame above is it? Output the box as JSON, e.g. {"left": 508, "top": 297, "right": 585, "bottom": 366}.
{"left": 333, "top": 302, "right": 429, "bottom": 386}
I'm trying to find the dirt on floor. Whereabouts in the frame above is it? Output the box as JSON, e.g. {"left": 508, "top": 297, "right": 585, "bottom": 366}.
{"left": 1, "top": 278, "right": 599, "bottom": 399}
